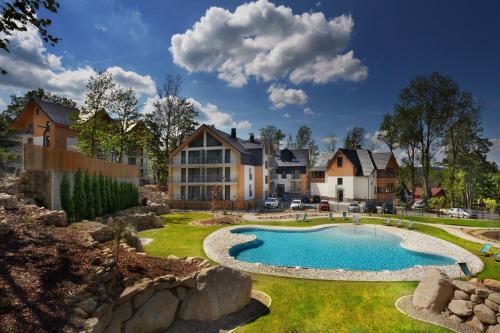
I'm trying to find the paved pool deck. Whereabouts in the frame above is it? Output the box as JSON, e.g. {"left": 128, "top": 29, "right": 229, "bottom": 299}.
{"left": 203, "top": 223, "right": 484, "bottom": 281}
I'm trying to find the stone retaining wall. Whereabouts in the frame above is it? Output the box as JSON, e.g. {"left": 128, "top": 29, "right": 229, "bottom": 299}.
{"left": 413, "top": 268, "right": 500, "bottom": 332}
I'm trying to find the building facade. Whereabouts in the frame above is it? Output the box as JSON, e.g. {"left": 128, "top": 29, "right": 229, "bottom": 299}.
{"left": 310, "top": 148, "right": 398, "bottom": 202}
{"left": 168, "top": 125, "right": 269, "bottom": 206}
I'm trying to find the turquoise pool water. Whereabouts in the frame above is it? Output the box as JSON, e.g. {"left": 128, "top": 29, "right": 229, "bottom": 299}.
{"left": 229, "top": 226, "right": 455, "bottom": 271}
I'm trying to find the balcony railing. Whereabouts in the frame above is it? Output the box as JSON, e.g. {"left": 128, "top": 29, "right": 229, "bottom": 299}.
{"left": 170, "top": 175, "right": 238, "bottom": 183}
{"left": 170, "top": 156, "right": 237, "bottom": 166}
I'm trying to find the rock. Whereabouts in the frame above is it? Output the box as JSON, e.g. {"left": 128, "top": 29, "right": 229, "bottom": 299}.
{"left": 448, "top": 300, "right": 474, "bottom": 317}
{"left": 475, "top": 304, "right": 497, "bottom": 324}
{"left": 90, "top": 225, "right": 114, "bottom": 243}
{"left": 487, "top": 324, "right": 500, "bottom": 333}
{"left": 485, "top": 280, "right": 500, "bottom": 291}
{"left": 105, "top": 319, "right": 121, "bottom": 333}
{"left": 74, "top": 307, "right": 89, "bottom": 319}
{"left": 34, "top": 210, "right": 67, "bottom": 227}
{"left": 178, "top": 266, "right": 252, "bottom": 322}
{"left": 467, "top": 316, "right": 485, "bottom": 332}
{"left": 0, "top": 193, "right": 18, "bottom": 210}
{"left": 78, "top": 298, "right": 98, "bottom": 315}
{"left": 111, "top": 301, "right": 132, "bottom": 323}
{"left": 0, "top": 220, "right": 10, "bottom": 236}
{"left": 489, "top": 293, "right": 500, "bottom": 304}
{"left": 453, "top": 280, "right": 477, "bottom": 294}
{"left": 117, "top": 286, "right": 139, "bottom": 305}
{"left": 472, "top": 294, "right": 484, "bottom": 304}
{"left": 180, "top": 275, "right": 196, "bottom": 289}
{"left": 175, "top": 287, "right": 186, "bottom": 300}
{"left": 124, "top": 232, "right": 143, "bottom": 252}
{"left": 413, "top": 268, "right": 455, "bottom": 313}
{"left": 454, "top": 290, "right": 470, "bottom": 300}
{"left": 477, "top": 289, "right": 494, "bottom": 298}
{"left": 133, "top": 285, "right": 154, "bottom": 309}
{"left": 167, "top": 255, "right": 179, "bottom": 260}
{"left": 449, "top": 314, "right": 463, "bottom": 324}
{"left": 486, "top": 299, "right": 500, "bottom": 312}
{"left": 123, "top": 290, "right": 179, "bottom": 333}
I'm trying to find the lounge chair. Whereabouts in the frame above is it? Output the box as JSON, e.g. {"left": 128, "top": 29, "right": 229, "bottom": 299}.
{"left": 458, "top": 262, "right": 473, "bottom": 280}
{"left": 353, "top": 215, "right": 361, "bottom": 225}
{"left": 383, "top": 218, "right": 391, "bottom": 226}
{"left": 406, "top": 221, "right": 414, "bottom": 230}
{"left": 303, "top": 213, "right": 308, "bottom": 221}
{"left": 395, "top": 219, "right": 403, "bottom": 227}
{"left": 479, "top": 244, "right": 493, "bottom": 256}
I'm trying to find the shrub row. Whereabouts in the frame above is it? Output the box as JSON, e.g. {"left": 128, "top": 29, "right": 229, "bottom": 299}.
{"left": 60, "top": 170, "right": 139, "bottom": 222}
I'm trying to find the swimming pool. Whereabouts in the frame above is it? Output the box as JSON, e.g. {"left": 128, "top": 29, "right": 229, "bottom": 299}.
{"left": 229, "top": 225, "right": 456, "bottom": 271}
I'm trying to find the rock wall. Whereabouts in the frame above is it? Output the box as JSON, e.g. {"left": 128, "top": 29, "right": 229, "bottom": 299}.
{"left": 413, "top": 268, "right": 500, "bottom": 333}
{"left": 15, "top": 170, "right": 51, "bottom": 206}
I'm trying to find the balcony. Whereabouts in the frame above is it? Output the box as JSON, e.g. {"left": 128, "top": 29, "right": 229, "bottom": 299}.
{"left": 170, "top": 156, "right": 237, "bottom": 166}
{"left": 170, "top": 175, "right": 238, "bottom": 184}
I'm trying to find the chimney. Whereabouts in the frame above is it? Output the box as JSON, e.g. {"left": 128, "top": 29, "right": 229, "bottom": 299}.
{"left": 249, "top": 133, "right": 255, "bottom": 143}
{"left": 230, "top": 128, "right": 236, "bottom": 139}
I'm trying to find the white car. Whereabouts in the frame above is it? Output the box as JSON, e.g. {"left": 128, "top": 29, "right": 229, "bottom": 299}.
{"left": 264, "top": 197, "right": 280, "bottom": 208}
{"left": 412, "top": 201, "right": 424, "bottom": 209}
{"left": 290, "top": 200, "right": 303, "bottom": 210}
{"left": 448, "top": 208, "right": 477, "bottom": 219}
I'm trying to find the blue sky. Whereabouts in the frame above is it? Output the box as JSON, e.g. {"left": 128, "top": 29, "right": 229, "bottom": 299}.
{"left": 0, "top": 0, "right": 499, "bottom": 163}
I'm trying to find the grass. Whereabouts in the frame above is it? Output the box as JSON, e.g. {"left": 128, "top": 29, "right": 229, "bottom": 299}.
{"left": 383, "top": 214, "right": 500, "bottom": 228}
{"left": 139, "top": 213, "right": 500, "bottom": 333}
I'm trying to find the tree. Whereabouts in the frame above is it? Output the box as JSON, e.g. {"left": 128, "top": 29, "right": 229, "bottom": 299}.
{"left": 143, "top": 75, "right": 198, "bottom": 185}
{"left": 92, "top": 175, "right": 102, "bottom": 217}
{"left": 394, "top": 72, "right": 459, "bottom": 206}
{"left": 84, "top": 173, "right": 95, "bottom": 219}
{"left": 308, "top": 139, "right": 319, "bottom": 167}
{"left": 73, "top": 170, "right": 87, "bottom": 221}
{"left": 98, "top": 175, "right": 107, "bottom": 215}
{"left": 483, "top": 198, "right": 497, "bottom": 214}
{"left": 107, "top": 88, "right": 140, "bottom": 163}
{"left": 71, "top": 71, "right": 115, "bottom": 157}
{"left": 259, "top": 125, "right": 285, "bottom": 155}
{"left": 377, "top": 114, "right": 398, "bottom": 152}
{"left": 295, "top": 126, "right": 312, "bottom": 149}
{"left": 286, "top": 134, "right": 294, "bottom": 149}
{"left": 343, "top": 127, "right": 367, "bottom": 149}
{"left": 323, "top": 134, "right": 337, "bottom": 152}
{"left": 1, "top": 0, "right": 60, "bottom": 74}
{"left": 60, "top": 173, "right": 74, "bottom": 223}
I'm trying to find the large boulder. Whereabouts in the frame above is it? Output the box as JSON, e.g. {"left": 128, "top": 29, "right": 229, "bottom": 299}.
{"left": 121, "top": 213, "right": 163, "bottom": 232}
{"left": 0, "top": 193, "right": 18, "bottom": 210}
{"left": 34, "top": 210, "right": 67, "bottom": 227}
{"left": 72, "top": 221, "right": 113, "bottom": 242}
{"left": 484, "top": 280, "right": 500, "bottom": 291}
{"left": 178, "top": 266, "right": 252, "bottom": 322}
{"left": 474, "top": 304, "right": 497, "bottom": 324}
{"left": 413, "top": 268, "right": 455, "bottom": 312}
{"left": 453, "top": 280, "right": 477, "bottom": 294}
{"left": 123, "top": 289, "right": 179, "bottom": 333}
{"left": 448, "top": 300, "right": 474, "bottom": 317}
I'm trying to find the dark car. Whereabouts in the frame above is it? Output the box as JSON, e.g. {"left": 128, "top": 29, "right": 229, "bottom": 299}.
{"left": 312, "top": 195, "right": 321, "bottom": 204}
{"left": 365, "top": 201, "right": 377, "bottom": 213}
{"left": 319, "top": 200, "right": 330, "bottom": 211}
{"left": 383, "top": 202, "right": 394, "bottom": 214}
{"left": 301, "top": 195, "right": 311, "bottom": 204}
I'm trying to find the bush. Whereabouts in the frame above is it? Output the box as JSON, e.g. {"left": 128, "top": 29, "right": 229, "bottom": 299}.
{"left": 484, "top": 198, "right": 498, "bottom": 213}
{"left": 98, "top": 175, "right": 107, "bottom": 214}
{"left": 60, "top": 173, "right": 75, "bottom": 223}
{"left": 84, "top": 173, "right": 95, "bottom": 219}
{"left": 93, "top": 175, "right": 102, "bottom": 216}
{"left": 429, "top": 196, "right": 445, "bottom": 210}
{"left": 73, "top": 170, "right": 87, "bottom": 221}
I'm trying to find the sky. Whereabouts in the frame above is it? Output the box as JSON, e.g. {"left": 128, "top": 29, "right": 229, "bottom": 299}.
{"left": 0, "top": 0, "right": 499, "bottom": 164}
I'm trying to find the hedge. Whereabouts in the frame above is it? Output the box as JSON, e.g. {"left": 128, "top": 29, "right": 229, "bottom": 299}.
{"left": 61, "top": 171, "right": 139, "bottom": 222}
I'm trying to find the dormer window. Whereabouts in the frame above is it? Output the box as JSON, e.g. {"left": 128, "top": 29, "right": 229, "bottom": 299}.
{"left": 27, "top": 123, "right": 33, "bottom": 134}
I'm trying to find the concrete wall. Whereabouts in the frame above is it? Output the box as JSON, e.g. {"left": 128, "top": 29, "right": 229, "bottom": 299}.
{"left": 243, "top": 165, "right": 255, "bottom": 200}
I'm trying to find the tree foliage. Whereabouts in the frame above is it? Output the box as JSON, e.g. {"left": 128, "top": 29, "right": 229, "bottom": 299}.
{"left": 295, "top": 126, "right": 312, "bottom": 149}
{"left": 60, "top": 173, "right": 74, "bottom": 223}
{"left": 323, "top": 134, "right": 337, "bottom": 152}
{"left": 73, "top": 170, "right": 87, "bottom": 221}
{"left": 259, "top": 125, "right": 285, "bottom": 155}
{"left": 343, "top": 127, "right": 367, "bottom": 149}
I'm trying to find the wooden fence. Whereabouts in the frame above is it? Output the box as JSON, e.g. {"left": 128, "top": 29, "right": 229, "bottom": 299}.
{"left": 24, "top": 144, "right": 139, "bottom": 179}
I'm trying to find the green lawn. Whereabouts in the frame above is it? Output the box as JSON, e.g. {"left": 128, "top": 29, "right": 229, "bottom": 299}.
{"left": 384, "top": 214, "right": 500, "bottom": 228}
{"left": 139, "top": 213, "right": 500, "bottom": 333}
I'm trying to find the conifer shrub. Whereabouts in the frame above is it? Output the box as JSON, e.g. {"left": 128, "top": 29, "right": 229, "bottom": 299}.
{"left": 60, "top": 173, "right": 75, "bottom": 223}
{"left": 73, "top": 170, "right": 87, "bottom": 221}
{"left": 93, "top": 175, "right": 102, "bottom": 216}
{"left": 84, "top": 173, "right": 95, "bottom": 219}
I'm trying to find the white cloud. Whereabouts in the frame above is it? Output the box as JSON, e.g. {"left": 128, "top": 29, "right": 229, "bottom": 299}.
{"left": 283, "top": 112, "right": 290, "bottom": 118}
{"left": 0, "top": 27, "right": 156, "bottom": 103}
{"left": 170, "top": 0, "right": 367, "bottom": 87}
{"left": 188, "top": 98, "right": 251, "bottom": 130}
{"left": 267, "top": 84, "right": 307, "bottom": 108}
{"left": 303, "top": 107, "right": 315, "bottom": 116}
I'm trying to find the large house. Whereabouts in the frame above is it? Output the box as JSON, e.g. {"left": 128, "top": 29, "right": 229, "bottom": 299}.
{"left": 270, "top": 148, "right": 308, "bottom": 198}
{"left": 168, "top": 125, "right": 270, "bottom": 207}
{"left": 8, "top": 98, "right": 153, "bottom": 183}
{"left": 309, "top": 148, "right": 398, "bottom": 202}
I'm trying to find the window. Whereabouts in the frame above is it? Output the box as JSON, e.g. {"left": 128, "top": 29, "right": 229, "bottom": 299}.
{"left": 337, "top": 157, "right": 343, "bottom": 167}
{"left": 265, "top": 161, "right": 268, "bottom": 169}
{"left": 27, "top": 123, "right": 33, "bottom": 134}
{"left": 249, "top": 168, "right": 252, "bottom": 180}
{"left": 224, "top": 149, "right": 231, "bottom": 163}
{"left": 189, "top": 134, "right": 204, "bottom": 147}
{"left": 249, "top": 184, "right": 253, "bottom": 197}
{"left": 181, "top": 186, "right": 186, "bottom": 200}
{"left": 265, "top": 176, "right": 268, "bottom": 184}
{"left": 225, "top": 167, "right": 231, "bottom": 181}
{"left": 27, "top": 138, "right": 33, "bottom": 144}
{"left": 225, "top": 185, "right": 230, "bottom": 200}
{"left": 45, "top": 136, "right": 50, "bottom": 147}
{"left": 206, "top": 150, "right": 222, "bottom": 164}
{"left": 293, "top": 170, "right": 300, "bottom": 179}
{"left": 188, "top": 150, "right": 202, "bottom": 164}
{"left": 206, "top": 133, "right": 222, "bottom": 146}
{"left": 181, "top": 168, "right": 186, "bottom": 182}
{"left": 181, "top": 151, "right": 186, "bottom": 164}
{"left": 337, "top": 177, "right": 343, "bottom": 185}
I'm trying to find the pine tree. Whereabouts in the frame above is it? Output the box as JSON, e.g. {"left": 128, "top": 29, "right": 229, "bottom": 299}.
{"left": 93, "top": 175, "right": 102, "bottom": 216}
{"left": 73, "top": 170, "right": 87, "bottom": 221}
{"left": 60, "top": 173, "right": 75, "bottom": 223}
{"left": 84, "top": 173, "right": 95, "bottom": 219}
{"left": 98, "top": 175, "right": 106, "bottom": 214}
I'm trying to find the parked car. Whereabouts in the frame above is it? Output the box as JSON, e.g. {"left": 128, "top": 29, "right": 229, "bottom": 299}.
{"left": 312, "top": 195, "right": 321, "bottom": 204}
{"left": 319, "top": 200, "right": 330, "bottom": 211}
{"left": 412, "top": 200, "right": 424, "bottom": 209}
{"left": 301, "top": 195, "right": 311, "bottom": 204}
{"left": 348, "top": 202, "right": 360, "bottom": 212}
{"left": 290, "top": 199, "right": 303, "bottom": 210}
{"left": 448, "top": 208, "right": 477, "bottom": 219}
{"left": 382, "top": 202, "right": 394, "bottom": 214}
{"left": 264, "top": 197, "right": 280, "bottom": 209}
{"left": 365, "top": 201, "right": 377, "bottom": 213}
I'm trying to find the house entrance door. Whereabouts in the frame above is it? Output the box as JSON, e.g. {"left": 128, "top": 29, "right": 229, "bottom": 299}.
{"left": 338, "top": 190, "right": 344, "bottom": 202}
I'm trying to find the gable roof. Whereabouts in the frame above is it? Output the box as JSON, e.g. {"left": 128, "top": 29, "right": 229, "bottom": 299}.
{"left": 32, "top": 98, "right": 76, "bottom": 126}
{"left": 310, "top": 151, "right": 334, "bottom": 171}
{"left": 274, "top": 148, "right": 308, "bottom": 167}
{"left": 371, "top": 152, "right": 392, "bottom": 169}
{"left": 337, "top": 148, "right": 396, "bottom": 176}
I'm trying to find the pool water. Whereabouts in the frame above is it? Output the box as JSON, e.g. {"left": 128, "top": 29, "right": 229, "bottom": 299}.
{"left": 229, "top": 226, "right": 455, "bottom": 271}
